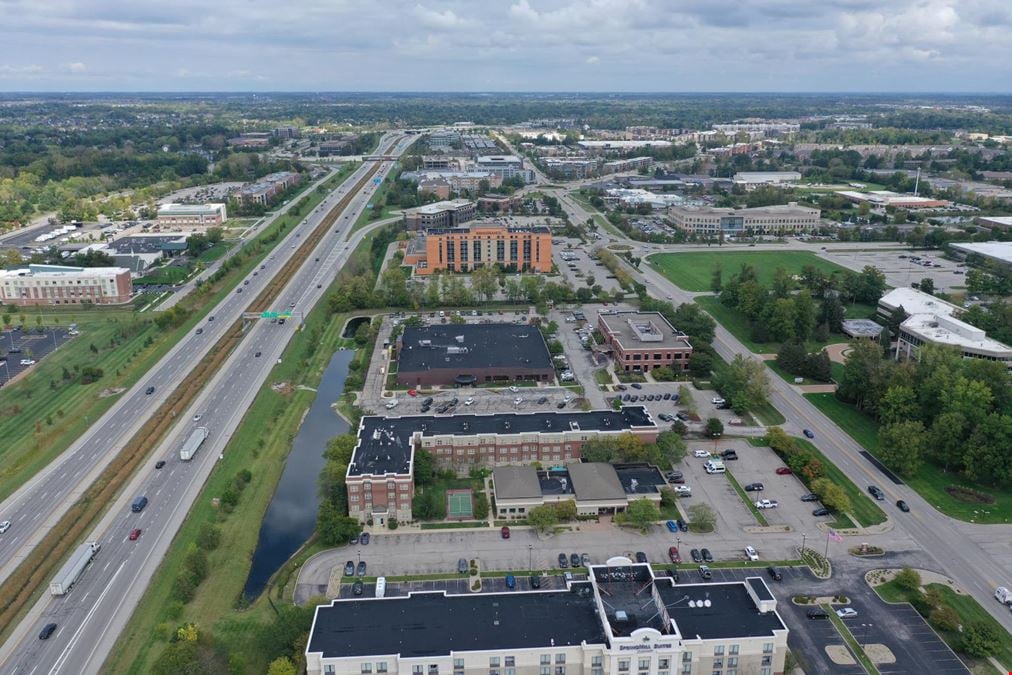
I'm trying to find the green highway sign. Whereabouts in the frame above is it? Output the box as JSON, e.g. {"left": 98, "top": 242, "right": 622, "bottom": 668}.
{"left": 280, "top": 311, "right": 293, "bottom": 319}
{"left": 260, "top": 311, "right": 278, "bottom": 319}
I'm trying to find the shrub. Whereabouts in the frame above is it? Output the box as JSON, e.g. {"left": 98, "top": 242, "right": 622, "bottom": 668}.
{"left": 388, "top": 517, "right": 399, "bottom": 530}
{"left": 894, "top": 567, "right": 922, "bottom": 591}
{"left": 929, "top": 604, "right": 960, "bottom": 632}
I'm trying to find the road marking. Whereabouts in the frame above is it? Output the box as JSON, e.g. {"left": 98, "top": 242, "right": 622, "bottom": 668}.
{"left": 48, "top": 560, "right": 125, "bottom": 675}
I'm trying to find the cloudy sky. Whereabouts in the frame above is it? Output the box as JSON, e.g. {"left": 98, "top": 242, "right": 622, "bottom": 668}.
{"left": 0, "top": 0, "right": 1010, "bottom": 92}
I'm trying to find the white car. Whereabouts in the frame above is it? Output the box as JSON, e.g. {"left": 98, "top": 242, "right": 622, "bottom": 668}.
{"left": 385, "top": 399, "right": 398, "bottom": 409}
{"left": 563, "top": 394, "right": 573, "bottom": 403}
{"left": 755, "top": 499, "right": 779, "bottom": 510}
{"left": 693, "top": 449, "right": 711, "bottom": 458}
{"left": 19, "top": 359, "right": 36, "bottom": 366}
{"left": 836, "top": 608, "right": 858, "bottom": 618}
{"left": 711, "top": 397, "right": 726, "bottom": 405}
{"left": 0, "top": 520, "right": 10, "bottom": 534}
{"left": 513, "top": 397, "right": 523, "bottom": 405}
{"left": 673, "top": 485, "right": 692, "bottom": 495}
{"left": 744, "top": 546, "right": 759, "bottom": 561}
{"left": 509, "top": 385, "right": 519, "bottom": 393}
{"left": 464, "top": 397, "right": 475, "bottom": 406}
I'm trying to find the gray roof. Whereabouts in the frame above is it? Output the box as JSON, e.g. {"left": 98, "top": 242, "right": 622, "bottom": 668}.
{"left": 841, "top": 318, "right": 884, "bottom": 338}
{"left": 493, "top": 466, "right": 542, "bottom": 500}
{"left": 568, "top": 463, "right": 626, "bottom": 501}
{"left": 398, "top": 323, "right": 553, "bottom": 375}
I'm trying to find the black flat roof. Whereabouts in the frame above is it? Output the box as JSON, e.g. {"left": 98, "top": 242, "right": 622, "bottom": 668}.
{"left": 307, "top": 587, "right": 605, "bottom": 659}
{"left": 657, "top": 579, "right": 786, "bottom": 640}
{"left": 350, "top": 407, "right": 655, "bottom": 477}
{"left": 613, "top": 464, "right": 667, "bottom": 495}
{"left": 398, "top": 324, "right": 553, "bottom": 375}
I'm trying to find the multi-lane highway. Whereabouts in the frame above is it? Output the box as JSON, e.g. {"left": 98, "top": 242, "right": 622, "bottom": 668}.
{"left": 0, "top": 134, "right": 412, "bottom": 674}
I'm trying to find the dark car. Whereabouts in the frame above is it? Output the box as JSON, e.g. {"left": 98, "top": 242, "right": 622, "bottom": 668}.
{"left": 698, "top": 565, "right": 712, "bottom": 580}
{"left": 634, "top": 551, "right": 648, "bottom": 564}
{"left": 255, "top": 351, "right": 262, "bottom": 358}
{"left": 622, "top": 394, "right": 631, "bottom": 401}
{"left": 658, "top": 413, "right": 674, "bottom": 422}
{"left": 558, "top": 553, "right": 569, "bottom": 569}
{"left": 767, "top": 566, "right": 783, "bottom": 581}
{"left": 145, "top": 386, "right": 155, "bottom": 395}
{"left": 628, "top": 395, "right": 638, "bottom": 402}
{"left": 356, "top": 561, "right": 367, "bottom": 576}
{"left": 571, "top": 553, "right": 581, "bottom": 568}
{"left": 803, "top": 429, "right": 815, "bottom": 439}
{"left": 666, "top": 470, "right": 683, "bottom": 481}
{"left": 806, "top": 608, "right": 829, "bottom": 620}
{"left": 720, "top": 449, "right": 738, "bottom": 460}
{"left": 701, "top": 548, "right": 713, "bottom": 563}
{"left": 616, "top": 384, "right": 627, "bottom": 391}
{"left": 631, "top": 383, "right": 643, "bottom": 390}
{"left": 530, "top": 574, "right": 542, "bottom": 589}
{"left": 458, "top": 558, "right": 468, "bottom": 574}
{"left": 775, "top": 467, "right": 792, "bottom": 475}
{"left": 556, "top": 402, "right": 566, "bottom": 409}
{"left": 745, "top": 482, "right": 764, "bottom": 492}
{"left": 501, "top": 526, "right": 511, "bottom": 539}
{"left": 896, "top": 500, "right": 910, "bottom": 512}
{"left": 422, "top": 397, "right": 434, "bottom": 406}
{"left": 663, "top": 392, "right": 671, "bottom": 400}
{"left": 195, "top": 328, "right": 203, "bottom": 335}
{"left": 690, "top": 548, "right": 702, "bottom": 563}
{"left": 155, "top": 460, "right": 166, "bottom": 469}
{"left": 675, "top": 412, "right": 690, "bottom": 421}
{"left": 352, "top": 580, "right": 364, "bottom": 596}
{"left": 344, "top": 561, "right": 355, "bottom": 576}
{"left": 812, "top": 507, "right": 831, "bottom": 517}
{"left": 868, "top": 485, "right": 885, "bottom": 501}
{"left": 360, "top": 532, "right": 370, "bottom": 545}
{"left": 800, "top": 493, "right": 820, "bottom": 502}
{"left": 39, "top": 623, "right": 57, "bottom": 640}
{"left": 537, "top": 397, "right": 548, "bottom": 404}
{"left": 676, "top": 519, "right": 688, "bottom": 532}
{"left": 668, "top": 567, "right": 680, "bottom": 582}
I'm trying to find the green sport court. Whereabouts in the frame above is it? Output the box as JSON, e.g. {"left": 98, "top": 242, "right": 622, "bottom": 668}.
{"left": 446, "top": 489, "right": 474, "bottom": 520}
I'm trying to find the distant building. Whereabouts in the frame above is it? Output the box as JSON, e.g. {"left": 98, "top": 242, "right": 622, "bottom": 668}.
{"left": 578, "top": 140, "right": 671, "bottom": 154}
{"left": 474, "top": 155, "right": 535, "bottom": 183}
{"left": 713, "top": 121, "right": 800, "bottom": 137}
{"left": 835, "top": 190, "right": 951, "bottom": 209}
{"left": 544, "top": 158, "right": 600, "bottom": 180}
{"left": 977, "top": 216, "right": 1012, "bottom": 233}
{"left": 402, "top": 199, "right": 476, "bottom": 231}
{"left": 405, "top": 170, "right": 502, "bottom": 195}
{"left": 416, "top": 177, "right": 452, "bottom": 200}
{"left": 477, "top": 194, "right": 522, "bottom": 212}
{"left": 898, "top": 313, "right": 1012, "bottom": 370}
{"left": 0, "top": 265, "right": 132, "bottom": 306}
{"left": 103, "top": 233, "right": 189, "bottom": 271}
{"left": 410, "top": 225, "right": 552, "bottom": 275}
{"left": 598, "top": 311, "right": 693, "bottom": 373}
{"left": 227, "top": 132, "right": 270, "bottom": 149}
{"left": 239, "top": 171, "right": 301, "bottom": 206}
{"left": 306, "top": 562, "right": 788, "bottom": 675}
{"left": 396, "top": 323, "right": 554, "bottom": 388}
{"left": 668, "top": 204, "right": 820, "bottom": 236}
{"left": 601, "top": 156, "right": 654, "bottom": 175}
{"left": 272, "top": 126, "right": 300, "bottom": 139}
{"left": 156, "top": 203, "right": 227, "bottom": 227}
{"left": 422, "top": 156, "right": 457, "bottom": 170}
{"left": 731, "top": 172, "right": 802, "bottom": 188}
{"left": 950, "top": 241, "right": 1012, "bottom": 271}
{"left": 877, "top": 287, "right": 961, "bottom": 321}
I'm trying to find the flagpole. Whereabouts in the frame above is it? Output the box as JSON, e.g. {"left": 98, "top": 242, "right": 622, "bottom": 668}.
{"left": 825, "top": 530, "right": 831, "bottom": 558}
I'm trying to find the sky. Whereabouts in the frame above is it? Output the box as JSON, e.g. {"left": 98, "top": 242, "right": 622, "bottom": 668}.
{"left": 0, "top": 0, "right": 1011, "bottom": 92}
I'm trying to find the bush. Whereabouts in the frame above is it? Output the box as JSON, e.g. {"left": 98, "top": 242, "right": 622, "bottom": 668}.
{"left": 929, "top": 604, "right": 960, "bottom": 632}
{"left": 196, "top": 523, "right": 221, "bottom": 552}
{"left": 960, "top": 621, "right": 1001, "bottom": 658}
{"left": 388, "top": 517, "right": 399, "bottom": 530}
{"left": 894, "top": 567, "right": 922, "bottom": 591}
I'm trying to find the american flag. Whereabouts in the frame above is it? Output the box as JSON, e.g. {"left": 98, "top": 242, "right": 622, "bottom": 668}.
{"left": 828, "top": 530, "right": 843, "bottom": 543}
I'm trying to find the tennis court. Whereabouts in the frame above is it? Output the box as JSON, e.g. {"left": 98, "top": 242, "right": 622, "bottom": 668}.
{"left": 446, "top": 489, "right": 474, "bottom": 520}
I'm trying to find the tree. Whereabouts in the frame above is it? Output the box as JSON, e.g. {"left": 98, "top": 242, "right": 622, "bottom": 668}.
{"left": 837, "top": 339, "right": 888, "bottom": 413}
{"left": 710, "top": 267, "right": 722, "bottom": 293}
{"left": 687, "top": 351, "right": 713, "bottom": 378}
{"left": 713, "top": 354, "right": 770, "bottom": 414}
{"left": 317, "top": 502, "right": 362, "bottom": 545}
{"left": 793, "top": 290, "right": 817, "bottom": 341}
{"left": 659, "top": 487, "right": 678, "bottom": 508}
{"left": 960, "top": 622, "right": 1001, "bottom": 658}
{"left": 878, "top": 420, "right": 928, "bottom": 475}
{"left": 412, "top": 489, "right": 446, "bottom": 520}
{"left": 268, "top": 657, "right": 299, "bottom": 675}
{"left": 705, "top": 417, "right": 724, "bottom": 438}
{"left": 928, "top": 604, "right": 959, "bottom": 632}
{"left": 196, "top": 523, "right": 221, "bottom": 552}
{"left": 687, "top": 503, "right": 715, "bottom": 532}
{"left": 471, "top": 264, "right": 499, "bottom": 302}
{"left": 656, "top": 430, "right": 687, "bottom": 465}
{"left": 619, "top": 498, "right": 659, "bottom": 532}
{"left": 766, "top": 298, "right": 797, "bottom": 342}
{"left": 802, "top": 351, "right": 833, "bottom": 382}
{"left": 651, "top": 365, "right": 676, "bottom": 381}
{"left": 473, "top": 492, "right": 490, "bottom": 520}
{"left": 919, "top": 277, "right": 934, "bottom": 295}
{"left": 894, "top": 568, "right": 921, "bottom": 592}
{"left": 670, "top": 303, "right": 716, "bottom": 345}
{"left": 818, "top": 293, "right": 846, "bottom": 333}
{"left": 776, "top": 341, "right": 807, "bottom": 375}
{"left": 527, "top": 504, "right": 559, "bottom": 533}
{"left": 413, "top": 448, "right": 435, "bottom": 486}
{"left": 810, "top": 477, "right": 852, "bottom": 514}
{"left": 878, "top": 385, "right": 920, "bottom": 426}
{"left": 555, "top": 499, "right": 577, "bottom": 521}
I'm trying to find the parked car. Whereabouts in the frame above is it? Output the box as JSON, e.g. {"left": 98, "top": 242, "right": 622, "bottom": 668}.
{"left": 501, "top": 525, "right": 511, "bottom": 539}
{"left": 356, "top": 561, "right": 367, "bottom": 577}
{"left": 690, "top": 549, "right": 702, "bottom": 563}
{"left": 676, "top": 519, "right": 688, "bottom": 532}
{"left": 464, "top": 397, "right": 475, "bottom": 406}
{"left": 360, "top": 532, "right": 370, "bottom": 545}
{"left": 558, "top": 553, "right": 569, "bottom": 569}
{"left": 530, "top": 575, "right": 541, "bottom": 589}
{"left": 350, "top": 535, "right": 359, "bottom": 545}
{"left": 666, "top": 520, "right": 678, "bottom": 533}
{"left": 744, "top": 546, "right": 758, "bottom": 561}
{"left": 668, "top": 546, "right": 681, "bottom": 563}
{"left": 775, "top": 467, "right": 792, "bottom": 475}
{"left": 407, "top": 389, "right": 417, "bottom": 397}
{"left": 812, "top": 507, "right": 831, "bottom": 517}
{"left": 755, "top": 499, "right": 779, "bottom": 509}
{"left": 698, "top": 565, "right": 712, "bottom": 580}
{"left": 572, "top": 553, "right": 582, "bottom": 567}
{"left": 711, "top": 397, "right": 725, "bottom": 405}
{"left": 352, "top": 580, "right": 364, "bottom": 596}
{"left": 344, "top": 561, "right": 355, "bottom": 576}
{"left": 701, "top": 548, "right": 713, "bottom": 562}
{"left": 803, "top": 429, "right": 815, "bottom": 439}
{"left": 767, "top": 566, "right": 783, "bottom": 581}
{"left": 537, "top": 397, "right": 548, "bottom": 404}
{"left": 458, "top": 558, "right": 468, "bottom": 574}
{"left": 668, "top": 567, "right": 680, "bottom": 582}
{"left": 673, "top": 485, "right": 692, "bottom": 496}
{"left": 506, "top": 574, "right": 516, "bottom": 589}
{"left": 666, "top": 470, "right": 683, "bottom": 481}
{"left": 720, "top": 450, "right": 738, "bottom": 460}
{"left": 581, "top": 553, "right": 590, "bottom": 567}
{"left": 556, "top": 402, "right": 566, "bottom": 409}
{"left": 693, "top": 449, "right": 711, "bottom": 458}
{"left": 836, "top": 607, "right": 858, "bottom": 618}
{"left": 744, "top": 482, "right": 764, "bottom": 492}
{"left": 806, "top": 608, "right": 829, "bottom": 620}
{"left": 675, "top": 412, "right": 690, "bottom": 421}
{"left": 658, "top": 413, "right": 674, "bottom": 422}
{"left": 663, "top": 392, "right": 671, "bottom": 400}
{"left": 800, "top": 493, "right": 819, "bottom": 502}
{"left": 631, "top": 383, "right": 643, "bottom": 390}
{"left": 896, "top": 500, "right": 910, "bottom": 512}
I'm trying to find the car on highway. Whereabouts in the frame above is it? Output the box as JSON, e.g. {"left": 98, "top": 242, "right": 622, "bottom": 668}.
{"left": 128, "top": 528, "right": 142, "bottom": 541}
{"left": 208, "top": 315, "right": 215, "bottom": 321}
{"left": 744, "top": 482, "right": 764, "bottom": 492}
{"left": 836, "top": 607, "right": 858, "bottom": 618}
{"left": 193, "top": 413, "right": 202, "bottom": 422}
{"left": 690, "top": 548, "right": 702, "bottom": 563}
{"left": 698, "top": 565, "right": 712, "bottom": 580}
{"left": 155, "top": 460, "right": 166, "bottom": 469}
{"left": 145, "top": 386, "right": 155, "bottom": 395}
{"left": 360, "top": 532, "right": 370, "bottom": 545}
{"left": 668, "top": 546, "right": 681, "bottom": 563}
{"left": 236, "top": 288, "right": 242, "bottom": 294}
{"left": 255, "top": 351, "right": 261, "bottom": 357}
{"left": 868, "top": 485, "right": 885, "bottom": 501}
{"left": 0, "top": 520, "right": 10, "bottom": 534}
{"left": 666, "top": 520, "right": 678, "bottom": 532}
{"left": 352, "top": 580, "right": 364, "bottom": 596}
{"left": 558, "top": 553, "right": 568, "bottom": 568}
{"left": 244, "top": 280, "right": 249, "bottom": 285}
{"left": 744, "top": 546, "right": 759, "bottom": 561}
{"left": 896, "top": 500, "right": 910, "bottom": 512}
{"left": 19, "top": 358, "right": 36, "bottom": 366}
{"left": 501, "top": 525, "right": 510, "bottom": 539}
{"left": 812, "top": 507, "right": 831, "bottom": 517}
{"left": 803, "top": 429, "right": 815, "bottom": 439}
{"left": 196, "top": 328, "right": 203, "bottom": 335}
{"left": 38, "top": 623, "right": 57, "bottom": 640}
{"left": 356, "top": 561, "right": 367, "bottom": 576}
{"left": 774, "top": 467, "right": 792, "bottom": 475}
{"left": 344, "top": 561, "right": 355, "bottom": 575}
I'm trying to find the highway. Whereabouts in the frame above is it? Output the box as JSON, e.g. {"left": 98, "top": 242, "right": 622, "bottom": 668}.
{"left": 0, "top": 144, "right": 391, "bottom": 583}
{"left": 0, "top": 133, "right": 412, "bottom": 674}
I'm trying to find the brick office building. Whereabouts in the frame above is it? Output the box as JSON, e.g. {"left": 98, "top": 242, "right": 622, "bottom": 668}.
{"left": 413, "top": 225, "right": 552, "bottom": 275}
{"left": 598, "top": 311, "right": 693, "bottom": 373}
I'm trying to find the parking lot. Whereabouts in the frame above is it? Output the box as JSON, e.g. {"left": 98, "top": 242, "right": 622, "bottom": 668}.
{"left": 554, "top": 241, "right": 625, "bottom": 297}
{"left": 0, "top": 327, "right": 76, "bottom": 386}
{"left": 821, "top": 249, "right": 968, "bottom": 294}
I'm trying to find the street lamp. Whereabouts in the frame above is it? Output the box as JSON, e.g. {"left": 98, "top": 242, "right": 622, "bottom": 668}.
{"left": 357, "top": 549, "right": 361, "bottom": 566}
{"left": 801, "top": 532, "right": 807, "bottom": 555}
{"left": 861, "top": 623, "right": 873, "bottom": 648}
{"left": 528, "top": 544, "right": 533, "bottom": 572}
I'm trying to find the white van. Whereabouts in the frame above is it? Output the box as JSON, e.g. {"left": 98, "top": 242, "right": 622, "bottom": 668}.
{"left": 704, "top": 459, "right": 726, "bottom": 474}
{"left": 375, "top": 576, "right": 386, "bottom": 598}
{"left": 995, "top": 586, "right": 1012, "bottom": 606}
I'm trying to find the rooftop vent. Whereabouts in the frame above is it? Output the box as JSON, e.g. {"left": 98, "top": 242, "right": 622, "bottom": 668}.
{"left": 615, "top": 610, "right": 629, "bottom": 622}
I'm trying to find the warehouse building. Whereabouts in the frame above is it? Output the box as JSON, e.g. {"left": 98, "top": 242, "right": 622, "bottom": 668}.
{"left": 306, "top": 562, "right": 788, "bottom": 675}
{"left": 396, "top": 323, "right": 554, "bottom": 387}
{"left": 346, "top": 407, "right": 657, "bottom": 523}
{"left": 598, "top": 311, "right": 693, "bottom": 373}
{"left": 0, "top": 264, "right": 132, "bottom": 306}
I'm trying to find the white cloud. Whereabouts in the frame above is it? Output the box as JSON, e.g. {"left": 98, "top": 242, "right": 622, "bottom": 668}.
{"left": 61, "top": 61, "right": 88, "bottom": 73}
{"left": 414, "top": 4, "right": 472, "bottom": 30}
{"left": 586, "top": 55, "right": 600, "bottom": 64}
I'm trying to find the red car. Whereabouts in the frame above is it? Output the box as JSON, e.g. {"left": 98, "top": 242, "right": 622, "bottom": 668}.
{"left": 501, "top": 526, "right": 510, "bottom": 539}
{"left": 408, "top": 389, "right": 418, "bottom": 397}
{"left": 668, "top": 546, "right": 681, "bottom": 563}
{"left": 775, "top": 467, "right": 793, "bottom": 475}
{"left": 128, "top": 528, "right": 142, "bottom": 541}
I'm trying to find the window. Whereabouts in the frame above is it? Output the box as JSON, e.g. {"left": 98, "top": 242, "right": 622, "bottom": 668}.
{"left": 638, "top": 658, "right": 650, "bottom": 671}
{"left": 540, "top": 668, "right": 550, "bottom": 675}
{"left": 761, "top": 669, "right": 772, "bottom": 675}
{"left": 430, "top": 666, "right": 438, "bottom": 675}
{"left": 726, "top": 671, "right": 736, "bottom": 675}
{"left": 728, "top": 657, "right": 737, "bottom": 668}
{"left": 728, "top": 646, "right": 739, "bottom": 656}
{"left": 713, "top": 646, "right": 724, "bottom": 657}
{"left": 592, "top": 670, "right": 603, "bottom": 675}
{"left": 413, "top": 667, "right": 423, "bottom": 675}
{"left": 555, "top": 668, "right": 565, "bottom": 675}
{"left": 591, "top": 657, "right": 602, "bottom": 668}
{"left": 454, "top": 660, "right": 465, "bottom": 670}
{"left": 378, "top": 664, "right": 388, "bottom": 673}
{"left": 619, "top": 660, "right": 630, "bottom": 672}
{"left": 712, "top": 659, "right": 722, "bottom": 669}
{"left": 325, "top": 667, "right": 336, "bottom": 675}
{"left": 490, "top": 658, "right": 500, "bottom": 668}
{"left": 505, "top": 669, "right": 515, "bottom": 675}
{"left": 681, "top": 666, "right": 691, "bottom": 675}
{"left": 761, "top": 656, "right": 772, "bottom": 667}
{"left": 362, "top": 665, "right": 372, "bottom": 674}
{"left": 762, "top": 643, "right": 773, "bottom": 654}
{"left": 555, "top": 656, "right": 565, "bottom": 665}
{"left": 505, "top": 658, "right": 515, "bottom": 667}
{"left": 682, "top": 652, "right": 692, "bottom": 663}
{"left": 658, "top": 659, "right": 669, "bottom": 670}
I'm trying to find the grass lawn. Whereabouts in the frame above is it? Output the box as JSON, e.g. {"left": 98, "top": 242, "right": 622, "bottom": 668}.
{"left": 805, "top": 393, "right": 1012, "bottom": 523}
{"left": 134, "top": 264, "right": 191, "bottom": 285}
{"left": 196, "top": 241, "right": 231, "bottom": 263}
{"left": 648, "top": 250, "right": 848, "bottom": 292}
{"left": 750, "top": 399, "right": 787, "bottom": 425}
{"left": 875, "top": 580, "right": 1012, "bottom": 670}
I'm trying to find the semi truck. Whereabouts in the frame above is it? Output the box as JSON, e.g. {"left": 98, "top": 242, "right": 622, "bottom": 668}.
{"left": 180, "top": 426, "right": 210, "bottom": 461}
{"left": 50, "top": 541, "right": 101, "bottom": 596}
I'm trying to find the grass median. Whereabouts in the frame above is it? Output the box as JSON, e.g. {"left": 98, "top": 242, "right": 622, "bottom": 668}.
{"left": 792, "top": 437, "right": 887, "bottom": 527}
{"left": 724, "top": 468, "right": 769, "bottom": 526}
{"left": 826, "top": 604, "right": 880, "bottom": 674}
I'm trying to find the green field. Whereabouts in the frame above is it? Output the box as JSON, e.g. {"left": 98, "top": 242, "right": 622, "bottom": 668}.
{"left": 805, "top": 393, "right": 1012, "bottom": 523}
{"left": 648, "top": 250, "right": 848, "bottom": 292}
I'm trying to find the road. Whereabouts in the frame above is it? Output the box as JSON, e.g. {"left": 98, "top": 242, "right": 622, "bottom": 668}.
{"left": 0, "top": 134, "right": 413, "bottom": 675}
{"left": 0, "top": 147, "right": 393, "bottom": 584}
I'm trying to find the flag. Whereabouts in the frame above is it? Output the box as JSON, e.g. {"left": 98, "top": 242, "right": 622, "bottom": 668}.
{"left": 828, "top": 530, "right": 843, "bottom": 543}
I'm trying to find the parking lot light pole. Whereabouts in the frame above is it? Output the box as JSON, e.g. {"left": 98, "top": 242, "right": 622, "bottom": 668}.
{"left": 357, "top": 549, "right": 361, "bottom": 567}
{"left": 861, "top": 623, "right": 873, "bottom": 647}
{"left": 528, "top": 544, "right": 533, "bottom": 572}
{"left": 801, "top": 532, "right": 807, "bottom": 555}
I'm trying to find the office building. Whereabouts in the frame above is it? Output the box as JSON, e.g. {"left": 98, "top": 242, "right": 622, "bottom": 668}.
{"left": 477, "top": 194, "right": 522, "bottom": 212}
{"left": 0, "top": 264, "right": 132, "bottom": 306}
{"left": 494, "top": 463, "right": 667, "bottom": 519}
{"left": 578, "top": 140, "right": 672, "bottom": 154}
{"left": 396, "top": 323, "right": 554, "bottom": 388}
{"left": 712, "top": 121, "right": 800, "bottom": 137}
{"left": 103, "top": 233, "right": 189, "bottom": 271}
{"left": 345, "top": 407, "right": 658, "bottom": 523}
{"left": 239, "top": 171, "right": 301, "bottom": 206}
{"left": 876, "top": 287, "right": 961, "bottom": 321}
{"left": 598, "top": 311, "right": 693, "bottom": 373}
{"left": 410, "top": 225, "right": 552, "bottom": 275}
{"left": 422, "top": 156, "right": 458, "bottom": 170}
{"left": 730, "top": 172, "right": 801, "bottom": 189}
{"left": 306, "top": 562, "right": 788, "bottom": 675}
{"left": 156, "top": 202, "right": 227, "bottom": 227}
{"left": 544, "top": 158, "right": 600, "bottom": 180}
{"left": 897, "top": 313, "right": 1012, "bottom": 370}
{"left": 272, "top": 126, "right": 300, "bottom": 139}
{"left": 403, "top": 199, "right": 477, "bottom": 231}
{"left": 834, "top": 190, "right": 951, "bottom": 209}
{"left": 667, "top": 204, "right": 820, "bottom": 236}
{"left": 950, "top": 241, "right": 1012, "bottom": 271}
{"left": 475, "top": 155, "right": 535, "bottom": 183}
{"left": 602, "top": 157, "right": 654, "bottom": 175}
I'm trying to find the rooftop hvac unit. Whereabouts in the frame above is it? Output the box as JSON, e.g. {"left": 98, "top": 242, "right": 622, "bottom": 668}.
{"left": 615, "top": 610, "right": 629, "bottom": 622}
{"left": 455, "top": 335, "right": 465, "bottom": 343}
{"left": 419, "top": 339, "right": 432, "bottom": 347}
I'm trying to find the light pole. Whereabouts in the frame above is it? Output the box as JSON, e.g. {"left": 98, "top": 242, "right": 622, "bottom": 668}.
{"left": 528, "top": 544, "right": 533, "bottom": 572}
{"left": 861, "top": 623, "right": 873, "bottom": 648}
{"left": 824, "top": 531, "right": 831, "bottom": 558}
{"left": 357, "top": 549, "right": 361, "bottom": 567}
{"left": 801, "top": 532, "right": 807, "bottom": 555}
